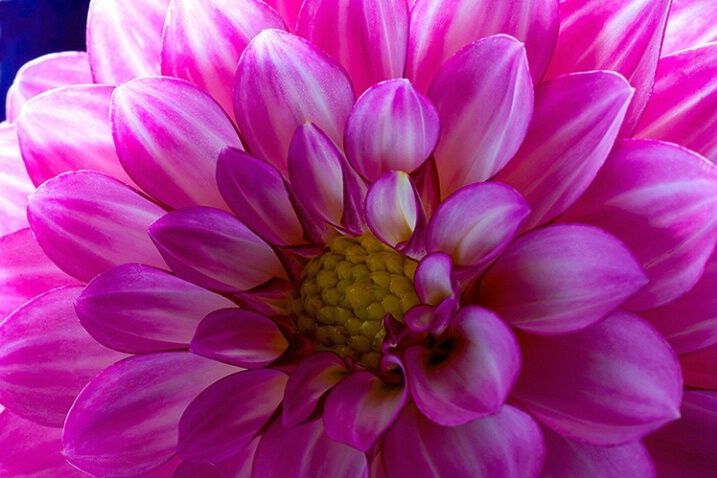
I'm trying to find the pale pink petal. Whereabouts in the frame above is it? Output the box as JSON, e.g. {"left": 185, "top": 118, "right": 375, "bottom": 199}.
{"left": 234, "top": 29, "right": 355, "bottom": 175}
{"left": 87, "top": 0, "right": 170, "bottom": 83}
{"left": 0, "top": 286, "right": 125, "bottom": 427}
{"left": 413, "top": 252, "right": 454, "bottom": 306}
{"left": 149, "top": 206, "right": 285, "bottom": 292}
{"left": 178, "top": 369, "right": 287, "bottom": 462}
{"left": 679, "top": 343, "right": 717, "bottom": 390}
{"left": 264, "top": 0, "right": 303, "bottom": 31}
{"left": 297, "top": 0, "right": 408, "bottom": 95}
{"left": 428, "top": 35, "right": 533, "bottom": 196}
{"left": 63, "top": 352, "right": 236, "bottom": 477}
{"left": 383, "top": 404, "right": 545, "bottom": 478}
{"left": 662, "top": 0, "right": 717, "bottom": 55}
{"left": 561, "top": 139, "right": 717, "bottom": 310}
{"left": 512, "top": 310, "right": 682, "bottom": 445}
{"left": 496, "top": 71, "right": 633, "bottom": 230}
{"left": 75, "top": 264, "right": 236, "bottom": 354}
{"left": 112, "top": 77, "right": 242, "bottom": 210}
{"left": 5, "top": 51, "right": 92, "bottom": 123}
{"left": 27, "top": 171, "right": 167, "bottom": 282}
{"left": 0, "top": 123, "right": 33, "bottom": 235}
{"left": 365, "top": 171, "right": 424, "bottom": 250}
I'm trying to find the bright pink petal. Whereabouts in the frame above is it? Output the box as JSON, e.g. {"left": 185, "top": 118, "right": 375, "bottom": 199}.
{"left": 297, "top": 0, "right": 408, "bottom": 95}
{"left": 75, "top": 264, "right": 236, "bottom": 354}
{"left": 679, "top": 343, "right": 717, "bottom": 390}
{"left": 0, "top": 123, "right": 33, "bottom": 235}
{"left": 512, "top": 310, "right": 682, "bottom": 446}
{"left": 383, "top": 404, "right": 545, "bottom": 478}
{"left": 234, "top": 29, "right": 355, "bottom": 175}
{"left": 112, "top": 77, "right": 242, "bottom": 210}
{"left": 365, "top": 171, "right": 424, "bottom": 250}
{"left": 496, "top": 71, "right": 633, "bottom": 230}
{"left": 561, "top": 139, "right": 717, "bottom": 310}
{"left": 263, "top": 0, "right": 303, "bottom": 31}
{"left": 414, "top": 252, "right": 454, "bottom": 306}
{"left": 428, "top": 35, "right": 533, "bottom": 196}
{"left": 0, "top": 286, "right": 125, "bottom": 427}
{"left": 63, "top": 352, "right": 236, "bottom": 477}
{"left": 662, "top": 0, "right": 717, "bottom": 55}
{"left": 27, "top": 171, "right": 167, "bottom": 282}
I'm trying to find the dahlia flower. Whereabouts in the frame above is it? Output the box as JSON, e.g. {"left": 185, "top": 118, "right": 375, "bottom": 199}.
{"left": 1, "top": 0, "right": 717, "bottom": 476}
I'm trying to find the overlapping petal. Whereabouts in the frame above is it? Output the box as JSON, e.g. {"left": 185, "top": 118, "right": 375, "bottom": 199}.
{"left": 0, "top": 123, "right": 33, "bottom": 235}
{"left": 679, "top": 343, "right": 717, "bottom": 389}
{"left": 662, "top": 0, "right": 717, "bottom": 55}
{"left": 365, "top": 171, "right": 424, "bottom": 250}
{"left": 263, "top": 0, "right": 303, "bottom": 31}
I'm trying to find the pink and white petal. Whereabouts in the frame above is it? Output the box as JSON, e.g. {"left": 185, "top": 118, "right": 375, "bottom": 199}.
{"left": 365, "top": 171, "right": 424, "bottom": 249}
{"left": 414, "top": 252, "right": 455, "bottom": 307}
{"left": 663, "top": 0, "right": 717, "bottom": 55}
{"left": 87, "top": 0, "right": 170, "bottom": 84}
{"left": 63, "top": 352, "right": 236, "bottom": 477}
{"left": 191, "top": 309, "right": 288, "bottom": 368}
{"left": 283, "top": 351, "right": 349, "bottom": 427}
{"left": 253, "top": 418, "right": 369, "bottom": 478}
{"left": 561, "top": 139, "right": 717, "bottom": 310}
{"left": 112, "top": 77, "right": 242, "bottom": 210}
{"left": 178, "top": 369, "right": 287, "bottom": 462}
{"left": 545, "top": 0, "right": 671, "bottom": 134}
{"left": 512, "top": 310, "right": 682, "bottom": 446}
{"left": 644, "top": 391, "right": 717, "bottom": 478}
{"left": 383, "top": 404, "right": 545, "bottom": 478}
{"left": 346, "top": 79, "right": 438, "bottom": 181}
{"left": 405, "top": 306, "right": 520, "bottom": 426}
{"left": 679, "top": 343, "right": 717, "bottom": 390}
{"left": 0, "top": 123, "right": 33, "bottom": 235}
{"left": 297, "top": 0, "right": 408, "bottom": 95}
{"left": 426, "top": 182, "right": 530, "bottom": 268}
{"left": 75, "top": 264, "right": 236, "bottom": 354}
{"left": 27, "top": 171, "right": 167, "bottom": 283}
{"left": 16, "top": 85, "right": 134, "bottom": 187}
{"left": 480, "top": 224, "right": 647, "bottom": 335}
{"left": 636, "top": 43, "right": 717, "bottom": 163}
{"left": 5, "top": 51, "right": 92, "bottom": 122}
{"left": 0, "top": 286, "right": 126, "bottom": 427}
{"left": 234, "top": 29, "right": 355, "bottom": 175}
{"left": 428, "top": 35, "right": 533, "bottom": 196}
{"left": 495, "top": 71, "right": 633, "bottom": 230}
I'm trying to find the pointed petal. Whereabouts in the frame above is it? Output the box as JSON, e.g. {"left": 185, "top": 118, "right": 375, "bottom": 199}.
{"left": 662, "top": 0, "right": 717, "bottom": 55}
{"left": 496, "top": 71, "right": 633, "bottom": 230}
{"left": 75, "top": 264, "right": 236, "bottom": 354}
{"left": 679, "top": 343, "right": 717, "bottom": 390}
{"left": 264, "top": 0, "right": 303, "bottom": 31}
{"left": 428, "top": 35, "right": 533, "bottom": 196}
{"left": 513, "top": 310, "right": 682, "bottom": 445}
{"left": 63, "top": 352, "right": 236, "bottom": 477}
{"left": 365, "top": 171, "right": 424, "bottom": 249}
{"left": 234, "top": 29, "right": 355, "bottom": 175}
{"left": 0, "top": 123, "right": 33, "bottom": 235}
{"left": 27, "top": 171, "right": 167, "bottom": 282}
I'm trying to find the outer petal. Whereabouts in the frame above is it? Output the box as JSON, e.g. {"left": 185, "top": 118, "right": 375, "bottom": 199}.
{"left": 75, "top": 264, "right": 236, "bottom": 354}
{"left": 495, "top": 71, "right": 633, "bottom": 230}
{"left": 679, "top": 343, "right": 717, "bottom": 390}
{"left": 112, "top": 77, "right": 241, "bottom": 210}
{"left": 27, "top": 171, "right": 167, "bottom": 283}
{"left": 234, "top": 29, "right": 355, "bottom": 175}
{"left": 561, "top": 139, "right": 717, "bottom": 310}
{"left": 365, "top": 171, "right": 424, "bottom": 249}
{"left": 63, "top": 352, "right": 236, "bottom": 477}
{"left": 0, "top": 122, "right": 33, "bottom": 235}
{"left": 512, "top": 310, "right": 682, "bottom": 445}
{"left": 662, "top": 0, "right": 717, "bottom": 54}
{"left": 428, "top": 35, "right": 533, "bottom": 196}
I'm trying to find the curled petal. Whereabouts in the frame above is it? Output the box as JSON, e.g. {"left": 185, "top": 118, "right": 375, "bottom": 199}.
{"left": 365, "top": 171, "right": 424, "bottom": 249}
{"left": 414, "top": 252, "right": 454, "bottom": 306}
{"left": 0, "top": 123, "right": 33, "bottom": 235}
{"left": 662, "top": 0, "right": 717, "bottom": 55}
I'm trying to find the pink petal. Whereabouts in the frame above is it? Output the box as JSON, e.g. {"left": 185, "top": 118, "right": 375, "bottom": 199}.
{"left": 27, "top": 171, "right": 167, "bottom": 282}
{"left": 112, "top": 77, "right": 242, "bottom": 210}
{"left": 63, "top": 352, "right": 236, "bottom": 477}
{"left": 512, "top": 310, "right": 682, "bottom": 446}
{"left": 0, "top": 286, "right": 125, "bottom": 427}
{"left": 87, "top": 0, "right": 169, "bottom": 83}
{"left": 234, "top": 29, "right": 355, "bottom": 175}
{"left": 561, "top": 139, "right": 717, "bottom": 310}
{"left": 407, "top": 0, "right": 559, "bottom": 91}
{"left": 662, "top": 0, "right": 717, "bottom": 55}
{"left": 178, "top": 369, "right": 287, "bottom": 462}
{"left": 679, "top": 343, "right": 717, "bottom": 390}
{"left": 75, "top": 263, "right": 236, "bottom": 354}
{"left": 16, "top": 85, "right": 135, "bottom": 187}
{"left": 545, "top": 0, "right": 670, "bottom": 134}
{"left": 428, "top": 35, "right": 533, "bottom": 196}
{"left": 383, "top": 404, "right": 545, "bottom": 478}
{"left": 264, "top": 0, "right": 303, "bottom": 31}
{"left": 0, "top": 123, "right": 33, "bottom": 235}
{"left": 495, "top": 71, "right": 633, "bottom": 230}
{"left": 414, "top": 252, "right": 455, "bottom": 306}
{"left": 5, "top": 51, "right": 92, "bottom": 123}
{"left": 297, "top": 0, "right": 408, "bottom": 95}
{"left": 172, "top": 462, "right": 221, "bottom": 478}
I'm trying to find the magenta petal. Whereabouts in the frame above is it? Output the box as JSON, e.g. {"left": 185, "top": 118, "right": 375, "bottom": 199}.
{"left": 263, "top": 0, "right": 302, "bottom": 31}
{"left": 365, "top": 171, "right": 424, "bottom": 249}
{"left": 63, "top": 352, "right": 236, "bottom": 477}
{"left": 414, "top": 252, "right": 454, "bottom": 306}
{"left": 561, "top": 139, "right": 717, "bottom": 310}
{"left": 0, "top": 123, "right": 33, "bottom": 235}
{"left": 178, "top": 369, "right": 287, "bottom": 462}
{"left": 234, "top": 29, "right": 355, "bottom": 175}
{"left": 680, "top": 343, "right": 717, "bottom": 389}
{"left": 663, "top": 0, "right": 717, "bottom": 55}
{"left": 496, "top": 71, "right": 633, "bottom": 230}
{"left": 75, "top": 264, "right": 236, "bottom": 354}
{"left": 27, "top": 171, "right": 167, "bottom": 282}
{"left": 513, "top": 310, "right": 682, "bottom": 445}
{"left": 428, "top": 35, "right": 533, "bottom": 196}
{"left": 0, "top": 286, "right": 125, "bottom": 427}
{"left": 383, "top": 404, "right": 545, "bottom": 478}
